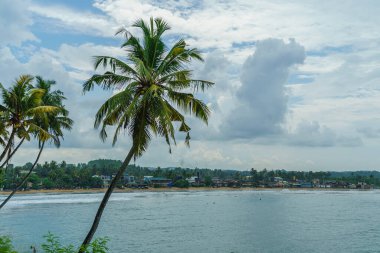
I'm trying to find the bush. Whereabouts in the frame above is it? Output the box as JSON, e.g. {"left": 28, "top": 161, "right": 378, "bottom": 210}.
{"left": 0, "top": 236, "right": 18, "bottom": 253}
{"left": 0, "top": 233, "right": 109, "bottom": 253}
{"left": 42, "top": 232, "right": 109, "bottom": 253}
{"left": 173, "top": 179, "right": 189, "bottom": 188}
{"left": 204, "top": 176, "right": 212, "bottom": 187}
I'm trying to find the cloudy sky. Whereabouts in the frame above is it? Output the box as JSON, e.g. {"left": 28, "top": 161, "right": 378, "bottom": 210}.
{"left": 1, "top": 0, "right": 380, "bottom": 171}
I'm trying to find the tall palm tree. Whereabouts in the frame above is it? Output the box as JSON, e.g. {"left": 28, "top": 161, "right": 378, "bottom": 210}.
{"left": 79, "top": 17, "right": 213, "bottom": 251}
{"left": 0, "top": 76, "right": 73, "bottom": 210}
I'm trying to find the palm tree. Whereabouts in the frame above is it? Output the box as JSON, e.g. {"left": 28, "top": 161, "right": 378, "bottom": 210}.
{"left": 0, "top": 75, "right": 58, "bottom": 163}
{"left": 0, "top": 122, "right": 8, "bottom": 148}
{"left": 0, "top": 75, "right": 57, "bottom": 189}
{"left": 33, "top": 76, "right": 73, "bottom": 148}
{"left": 0, "top": 76, "right": 73, "bottom": 210}
{"left": 0, "top": 121, "right": 9, "bottom": 183}
{"left": 79, "top": 17, "right": 213, "bottom": 251}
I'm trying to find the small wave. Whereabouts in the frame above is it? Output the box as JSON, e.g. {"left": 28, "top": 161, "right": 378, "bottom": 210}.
{"left": 0, "top": 193, "right": 132, "bottom": 207}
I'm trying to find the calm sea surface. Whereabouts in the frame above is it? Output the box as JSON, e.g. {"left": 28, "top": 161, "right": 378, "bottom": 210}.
{"left": 1, "top": 190, "right": 380, "bottom": 253}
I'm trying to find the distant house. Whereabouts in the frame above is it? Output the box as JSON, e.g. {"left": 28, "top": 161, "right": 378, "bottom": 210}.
{"left": 186, "top": 176, "right": 200, "bottom": 186}
{"left": 143, "top": 176, "right": 153, "bottom": 183}
{"left": 357, "top": 182, "right": 372, "bottom": 189}
{"left": 270, "top": 177, "right": 286, "bottom": 188}
{"left": 312, "top": 179, "right": 320, "bottom": 187}
{"left": 211, "top": 177, "right": 223, "bottom": 187}
{"left": 93, "top": 175, "right": 111, "bottom": 188}
{"left": 291, "top": 183, "right": 301, "bottom": 188}
{"left": 144, "top": 177, "right": 172, "bottom": 187}
{"left": 122, "top": 172, "right": 135, "bottom": 185}
{"left": 349, "top": 184, "right": 357, "bottom": 189}
{"left": 300, "top": 182, "right": 312, "bottom": 188}
{"left": 226, "top": 180, "right": 241, "bottom": 188}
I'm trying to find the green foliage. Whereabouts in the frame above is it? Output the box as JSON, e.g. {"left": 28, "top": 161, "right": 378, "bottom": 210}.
{"left": 88, "top": 159, "right": 122, "bottom": 172}
{"left": 204, "top": 176, "right": 212, "bottom": 186}
{"left": 83, "top": 237, "right": 109, "bottom": 253}
{"left": 173, "top": 179, "right": 189, "bottom": 188}
{"left": 0, "top": 75, "right": 55, "bottom": 143}
{"left": 4, "top": 158, "right": 380, "bottom": 189}
{"left": 42, "top": 233, "right": 109, "bottom": 253}
{"left": 0, "top": 236, "right": 18, "bottom": 253}
{"left": 0, "top": 234, "right": 109, "bottom": 253}
{"left": 42, "top": 233, "right": 75, "bottom": 253}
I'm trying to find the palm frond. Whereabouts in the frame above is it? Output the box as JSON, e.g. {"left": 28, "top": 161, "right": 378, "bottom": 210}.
{"left": 83, "top": 72, "right": 133, "bottom": 92}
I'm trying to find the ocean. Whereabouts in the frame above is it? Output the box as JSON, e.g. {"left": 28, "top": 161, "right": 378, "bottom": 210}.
{"left": 1, "top": 190, "right": 379, "bottom": 252}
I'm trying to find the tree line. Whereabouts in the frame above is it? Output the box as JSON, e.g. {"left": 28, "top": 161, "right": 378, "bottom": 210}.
{"left": 3, "top": 158, "right": 380, "bottom": 191}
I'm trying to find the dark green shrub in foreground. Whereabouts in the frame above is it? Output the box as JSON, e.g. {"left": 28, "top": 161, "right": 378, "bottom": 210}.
{"left": 42, "top": 233, "right": 109, "bottom": 253}
{"left": 0, "top": 234, "right": 109, "bottom": 253}
{"left": 0, "top": 236, "right": 18, "bottom": 253}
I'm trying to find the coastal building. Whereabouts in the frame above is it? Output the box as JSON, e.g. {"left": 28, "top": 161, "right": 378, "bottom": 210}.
{"left": 226, "top": 179, "right": 242, "bottom": 188}
{"left": 144, "top": 177, "right": 172, "bottom": 187}
{"left": 349, "top": 184, "right": 357, "bottom": 189}
{"left": 300, "top": 182, "right": 312, "bottom": 188}
{"left": 312, "top": 179, "right": 320, "bottom": 187}
{"left": 357, "top": 182, "right": 372, "bottom": 189}
{"left": 92, "top": 175, "right": 111, "bottom": 188}
{"left": 211, "top": 177, "right": 223, "bottom": 187}
{"left": 122, "top": 172, "right": 135, "bottom": 185}
{"left": 186, "top": 176, "right": 200, "bottom": 186}
{"left": 143, "top": 176, "right": 153, "bottom": 183}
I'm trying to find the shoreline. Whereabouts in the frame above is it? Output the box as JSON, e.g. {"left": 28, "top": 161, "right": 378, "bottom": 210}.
{"left": 0, "top": 187, "right": 373, "bottom": 195}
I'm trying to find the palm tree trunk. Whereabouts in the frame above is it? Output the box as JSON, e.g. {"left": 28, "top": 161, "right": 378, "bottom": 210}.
{"left": 0, "top": 128, "right": 16, "bottom": 163}
{"left": 78, "top": 146, "right": 135, "bottom": 252}
{"left": 1, "top": 138, "right": 25, "bottom": 171}
{"left": 0, "top": 142, "right": 44, "bottom": 210}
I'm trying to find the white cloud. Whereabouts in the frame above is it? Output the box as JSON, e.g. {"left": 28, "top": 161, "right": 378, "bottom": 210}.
{"left": 2, "top": 0, "right": 380, "bottom": 170}
{"left": 222, "top": 38, "right": 305, "bottom": 138}
{"left": 29, "top": 4, "right": 116, "bottom": 37}
{"left": 0, "top": 0, "right": 37, "bottom": 46}
{"left": 287, "top": 121, "right": 362, "bottom": 147}
{"left": 40, "top": 43, "right": 124, "bottom": 79}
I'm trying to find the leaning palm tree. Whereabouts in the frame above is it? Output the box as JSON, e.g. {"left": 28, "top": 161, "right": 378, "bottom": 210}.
{"left": 79, "top": 17, "right": 213, "bottom": 251}
{"left": 0, "top": 76, "right": 73, "bottom": 210}
{"left": 0, "top": 121, "right": 8, "bottom": 148}
{"left": 0, "top": 121, "right": 9, "bottom": 185}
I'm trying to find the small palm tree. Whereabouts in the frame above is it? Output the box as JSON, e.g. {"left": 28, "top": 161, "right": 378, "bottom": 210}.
{"left": 79, "top": 17, "right": 213, "bottom": 251}
{"left": 0, "top": 75, "right": 58, "bottom": 163}
{"left": 33, "top": 76, "right": 73, "bottom": 148}
{"left": 0, "top": 76, "right": 73, "bottom": 210}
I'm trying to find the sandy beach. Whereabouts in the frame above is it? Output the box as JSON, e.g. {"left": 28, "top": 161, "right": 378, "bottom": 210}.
{"left": 0, "top": 187, "right": 256, "bottom": 195}
{"left": 0, "top": 187, "right": 362, "bottom": 195}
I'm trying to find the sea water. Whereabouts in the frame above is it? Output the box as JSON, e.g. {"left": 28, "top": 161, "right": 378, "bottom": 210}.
{"left": 1, "top": 190, "right": 379, "bottom": 253}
